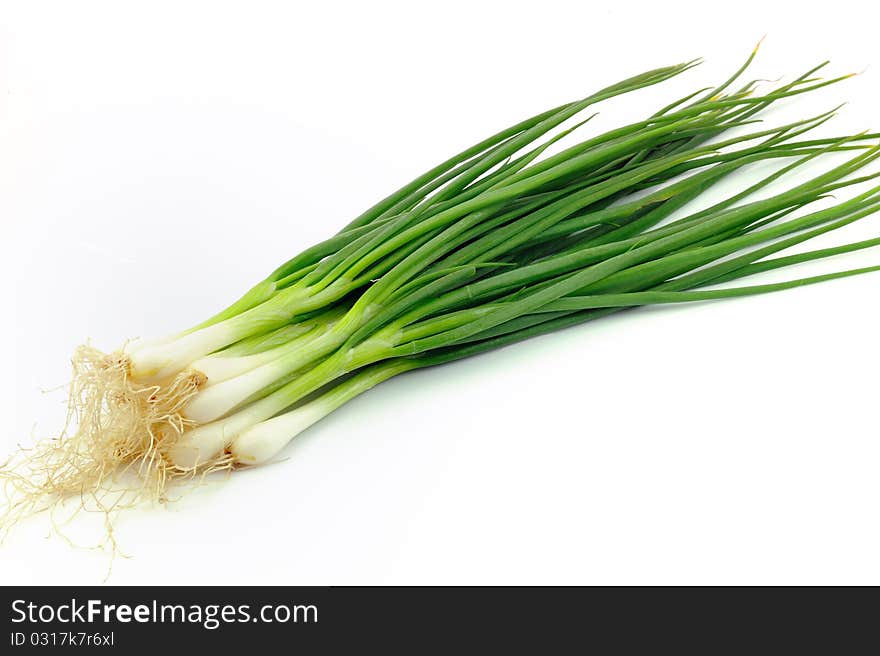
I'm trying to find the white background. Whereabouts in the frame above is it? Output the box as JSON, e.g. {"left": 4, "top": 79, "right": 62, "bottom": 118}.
{"left": 2, "top": 0, "right": 879, "bottom": 585}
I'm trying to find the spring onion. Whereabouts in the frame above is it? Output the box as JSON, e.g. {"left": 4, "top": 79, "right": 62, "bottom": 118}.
{"left": 3, "top": 45, "right": 880, "bottom": 535}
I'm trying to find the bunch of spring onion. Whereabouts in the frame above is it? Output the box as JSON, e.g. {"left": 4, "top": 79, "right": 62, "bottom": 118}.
{"left": 4, "top": 46, "right": 880, "bottom": 524}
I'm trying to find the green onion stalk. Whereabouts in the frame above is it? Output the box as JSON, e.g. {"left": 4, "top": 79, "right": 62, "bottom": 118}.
{"left": 4, "top": 44, "right": 880, "bottom": 526}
